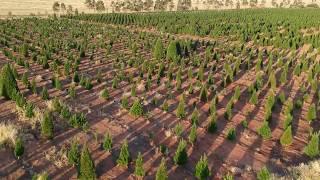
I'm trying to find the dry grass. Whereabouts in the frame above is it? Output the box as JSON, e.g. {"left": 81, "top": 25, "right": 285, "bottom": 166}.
{"left": 0, "top": 123, "right": 18, "bottom": 147}
{"left": 16, "top": 105, "right": 42, "bottom": 128}
{"left": 273, "top": 160, "right": 320, "bottom": 180}
{"left": 44, "top": 145, "right": 68, "bottom": 168}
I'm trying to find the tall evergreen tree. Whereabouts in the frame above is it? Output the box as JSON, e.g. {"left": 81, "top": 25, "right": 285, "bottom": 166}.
{"left": 304, "top": 132, "right": 320, "bottom": 158}
{"left": 134, "top": 152, "right": 145, "bottom": 177}
{"left": 176, "top": 96, "right": 186, "bottom": 119}
{"left": 117, "top": 140, "right": 130, "bottom": 167}
{"left": 156, "top": 158, "right": 168, "bottom": 180}
{"left": 0, "top": 64, "right": 19, "bottom": 99}
{"left": 41, "top": 111, "right": 54, "bottom": 139}
{"left": 194, "top": 154, "right": 211, "bottom": 180}
{"left": 153, "top": 38, "right": 164, "bottom": 60}
{"left": 173, "top": 139, "right": 188, "bottom": 165}
{"left": 79, "top": 145, "right": 96, "bottom": 180}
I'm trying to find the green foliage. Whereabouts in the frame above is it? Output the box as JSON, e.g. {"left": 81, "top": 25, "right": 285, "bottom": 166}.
{"left": 100, "top": 88, "right": 109, "bottom": 99}
{"left": 304, "top": 132, "right": 320, "bottom": 158}
{"left": 41, "top": 111, "right": 54, "bottom": 139}
{"left": 166, "top": 41, "right": 180, "bottom": 61}
{"left": 194, "top": 154, "right": 210, "bottom": 180}
{"left": 307, "top": 103, "right": 316, "bottom": 122}
{"left": 41, "top": 87, "right": 49, "bottom": 100}
{"left": 68, "top": 140, "right": 80, "bottom": 166}
{"left": 258, "top": 121, "right": 272, "bottom": 140}
{"left": 207, "top": 114, "right": 217, "bottom": 133}
{"left": 190, "top": 108, "right": 199, "bottom": 125}
{"left": 102, "top": 133, "right": 112, "bottom": 152}
{"left": 79, "top": 145, "right": 96, "bottom": 180}
{"left": 223, "top": 173, "right": 234, "bottom": 180}
{"left": 24, "top": 102, "right": 35, "bottom": 118}
{"left": 162, "top": 99, "right": 169, "bottom": 112}
{"left": 188, "top": 123, "right": 197, "bottom": 144}
{"left": 0, "top": 64, "right": 19, "bottom": 99}
{"left": 69, "top": 85, "right": 76, "bottom": 99}
{"left": 241, "top": 120, "right": 248, "bottom": 129}
{"left": 249, "top": 89, "right": 258, "bottom": 105}
{"left": 199, "top": 85, "right": 208, "bottom": 102}
{"left": 134, "top": 152, "right": 145, "bottom": 177}
{"left": 153, "top": 38, "right": 164, "bottom": 60}
{"left": 257, "top": 167, "right": 270, "bottom": 180}
{"left": 130, "top": 99, "right": 144, "bottom": 117}
{"left": 121, "top": 96, "right": 129, "bottom": 109}
{"left": 174, "top": 122, "right": 184, "bottom": 137}
{"left": 173, "top": 139, "right": 188, "bottom": 165}
{"left": 14, "top": 138, "right": 24, "bottom": 158}
{"left": 117, "top": 140, "right": 130, "bottom": 167}
{"left": 176, "top": 96, "right": 186, "bottom": 119}
{"left": 156, "top": 158, "right": 168, "bottom": 180}
{"left": 227, "top": 127, "right": 236, "bottom": 141}
{"left": 31, "top": 78, "right": 37, "bottom": 94}
{"left": 280, "top": 126, "right": 293, "bottom": 146}
{"left": 69, "top": 113, "right": 88, "bottom": 130}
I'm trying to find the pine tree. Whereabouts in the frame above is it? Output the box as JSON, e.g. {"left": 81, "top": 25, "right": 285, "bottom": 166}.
{"left": 41, "top": 87, "right": 49, "bottom": 100}
{"left": 190, "top": 108, "right": 199, "bottom": 125}
{"left": 209, "top": 97, "right": 217, "bottom": 115}
{"left": 14, "top": 138, "right": 24, "bottom": 158}
{"left": 304, "top": 132, "right": 320, "bottom": 158}
{"left": 199, "top": 85, "right": 208, "bottom": 102}
{"left": 176, "top": 96, "right": 186, "bottom": 119}
{"left": 249, "top": 89, "right": 258, "bottom": 105}
{"left": 102, "top": 132, "right": 112, "bottom": 152}
{"left": 134, "top": 152, "right": 145, "bottom": 177}
{"left": 79, "top": 145, "right": 96, "bottom": 180}
{"left": 100, "top": 88, "right": 109, "bottom": 99}
{"left": 280, "top": 126, "right": 293, "bottom": 146}
{"left": 0, "top": 64, "right": 19, "bottom": 99}
{"left": 68, "top": 140, "right": 80, "bottom": 166}
{"left": 188, "top": 123, "right": 197, "bottom": 145}
{"left": 130, "top": 99, "right": 144, "bottom": 117}
{"left": 31, "top": 78, "right": 37, "bottom": 94}
{"left": 121, "top": 96, "right": 129, "bottom": 109}
{"left": 166, "top": 41, "right": 179, "bottom": 60}
{"left": 194, "top": 154, "right": 211, "bottom": 180}
{"left": 227, "top": 128, "right": 236, "bottom": 141}
{"left": 153, "top": 38, "right": 164, "bottom": 60}
{"left": 117, "top": 140, "right": 130, "bottom": 167}
{"left": 208, "top": 114, "right": 217, "bottom": 133}
{"left": 257, "top": 167, "right": 270, "bottom": 180}
{"left": 173, "top": 139, "right": 188, "bottom": 165}
{"left": 258, "top": 121, "right": 271, "bottom": 140}
{"left": 162, "top": 99, "right": 169, "bottom": 112}
{"left": 41, "top": 111, "right": 54, "bottom": 139}
{"left": 307, "top": 103, "right": 316, "bottom": 122}
{"left": 156, "top": 158, "right": 168, "bottom": 180}
{"left": 73, "top": 71, "right": 80, "bottom": 83}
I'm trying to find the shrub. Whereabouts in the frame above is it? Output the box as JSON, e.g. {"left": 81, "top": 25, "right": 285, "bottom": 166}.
{"left": 69, "top": 113, "right": 88, "bottom": 130}
{"left": 258, "top": 121, "right": 272, "bottom": 140}
{"left": 121, "top": 96, "right": 129, "bottom": 109}
{"left": 224, "top": 101, "right": 232, "bottom": 120}
{"left": 31, "top": 78, "right": 37, "bottom": 94}
{"left": 130, "top": 99, "right": 144, "bottom": 117}
{"left": 69, "top": 86, "right": 76, "bottom": 99}
{"left": 241, "top": 120, "right": 248, "bottom": 128}
{"left": 227, "top": 128, "right": 236, "bottom": 141}
{"left": 304, "top": 132, "right": 319, "bottom": 158}
{"left": 41, "top": 111, "right": 54, "bottom": 139}
{"left": 209, "top": 97, "right": 217, "bottom": 115}
{"left": 176, "top": 96, "right": 186, "bottom": 119}
{"left": 14, "top": 138, "right": 24, "bottom": 158}
{"left": 156, "top": 158, "right": 168, "bottom": 180}
{"left": 102, "top": 132, "right": 112, "bottom": 152}
{"left": 162, "top": 100, "right": 169, "bottom": 112}
{"left": 194, "top": 154, "right": 211, "bottom": 180}
{"left": 199, "top": 85, "right": 208, "bottom": 102}
{"left": 79, "top": 145, "right": 96, "bottom": 180}
{"left": 100, "top": 88, "right": 109, "bottom": 99}
{"left": 134, "top": 152, "right": 145, "bottom": 177}
{"left": 117, "top": 140, "right": 130, "bottom": 167}
{"left": 22, "top": 72, "right": 30, "bottom": 88}
{"left": 24, "top": 102, "right": 35, "bottom": 118}
{"left": 307, "top": 103, "right": 316, "bottom": 122}
{"left": 190, "top": 108, "right": 199, "bottom": 125}
{"left": 207, "top": 115, "right": 217, "bottom": 133}
{"left": 153, "top": 38, "right": 164, "bottom": 60}
{"left": 173, "top": 139, "right": 188, "bottom": 165}
{"left": 41, "top": 87, "right": 49, "bottom": 100}
{"left": 32, "top": 172, "right": 49, "bottom": 180}
{"left": 73, "top": 71, "right": 80, "bottom": 83}
{"left": 257, "top": 167, "right": 270, "bottom": 180}
{"left": 174, "top": 123, "right": 184, "bottom": 137}
{"left": 166, "top": 41, "right": 180, "bottom": 60}
{"left": 0, "top": 64, "right": 19, "bottom": 99}
{"left": 188, "top": 123, "right": 197, "bottom": 145}
{"left": 67, "top": 140, "right": 80, "bottom": 166}
{"left": 280, "top": 126, "right": 293, "bottom": 146}
{"left": 249, "top": 89, "right": 258, "bottom": 105}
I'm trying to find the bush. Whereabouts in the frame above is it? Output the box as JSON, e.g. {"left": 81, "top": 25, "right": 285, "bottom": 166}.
{"left": 69, "top": 113, "right": 88, "bottom": 130}
{"left": 0, "top": 64, "right": 19, "bottom": 99}
{"left": 173, "top": 139, "right": 188, "bottom": 165}
{"left": 32, "top": 172, "right": 49, "bottom": 180}
{"left": 258, "top": 121, "right": 271, "bottom": 140}
{"left": 130, "top": 99, "right": 144, "bottom": 117}
{"left": 67, "top": 140, "right": 80, "bottom": 166}
{"left": 194, "top": 154, "right": 211, "bottom": 180}
{"left": 227, "top": 128, "right": 236, "bottom": 141}
{"left": 117, "top": 140, "right": 130, "bottom": 167}
{"left": 249, "top": 89, "right": 258, "bottom": 105}
{"left": 304, "top": 132, "right": 319, "bottom": 158}
{"left": 134, "top": 152, "right": 145, "bottom": 177}
{"left": 162, "top": 100, "right": 169, "bottom": 112}
{"left": 156, "top": 158, "right": 168, "bottom": 180}
{"left": 176, "top": 96, "right": 186, "bottom": 119}
{"left": 190, "top": 108, "right": 199, "bottom": 125}
{"left": 100, "top": 88, "right": 109, "bottom": 99}
{"left": 79, "top": 145, "right": 96, "bottom": 180}
{"left": 69, "top": 86, "right": 76, "bottom": 99}
{"left": 257, "top": 167, "right": 270, "bottom": 180}
{"left": 41, "top": 111, "right": 54, "bottom": 139}
{"left": 153, "top": 38, "right": 164, "bottom": 60}
{"left": 41, "top": 87, "right": 49, "bottom": 100}
{"left": 199, "top": 85, "right": 208, "bottom": 102}
{"left": 14, "top": 138, "right": 24, "bottom": 158}
{"left": 207, "top": 115, "right": 217, "bottom": 133}
{"left": 121, "top": 96, "right": 129, "bottom": 109}
{"left": 188, "top": 123, "right": 197, "bottom": 145}
{"left": 280, "top": 126, "right": 293, "bottom": 146}
{"left": 307, "top": 103, "right": 316, "bottom": 122}
{"left": 102, "top": 133, "right": 112, "bottom": 152}
{"left": 31, "top": 78, "right": 37, "bottom": 94}
{"left": 166, "top": 41, "right": 180, "bottom": 60}
{"left": 73, "top": 71, "right": 80, "bottom": 83}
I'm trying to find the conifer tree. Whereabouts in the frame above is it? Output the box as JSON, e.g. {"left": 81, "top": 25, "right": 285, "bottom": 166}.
{"left": 307, "top": 103, "right": 316, "bottom": 122}
{"left": 249, "top": 89, "right": 258, "bottom": 105}
{"left": 176, "top": 96, "right": 186, "bottom": 119}
{"left": 199, "top": 84, "right": 208, "bottom": 102}
{"left": 190, "top": 108, "right": 199, "bottom": 125}
{"left": 0, "top": 64, "right": 19, "bottom": 99}
{"left": 130, "top": 99, "right": 144, "bottom": 117}
{"left": 68, "top": 140, "right": 80, "bottom": 166}
{"left": 134, "top": 152, "right": 145, "bottom": 177}
{"left": 304, "top": 132, "right": 320, "bottom": 158}
{"left": 117, "top": 140, "right": 130, "bottom": 167}
{"left": 173, "top": 139, "right": 188, "bottom": 165}
{"left": 102, "top": 132, "right": 112, "bottom": 152}
{"left": 194, "top": 154, "right": 211, "bottom": 180}
{"left": 166, "top": 41, "right": 179, "bottom": 60}
{"left": 14, "top": 138, "right": 24, "bottom": 158}
{"left": 257, "top": 167, "right": 270, "bottom": 180}
{"left": 41, "top": 87, "right": 49, "bottom": 100}
{"left": 100, "top": 88, "right": 110, "bottom": 99}
{"left": 41, "top": 111, "right": 54, "bottom": 139}
{"left": 156, "top": 158, "right": 168, "bottom": 180}
{"left": 280, "top": 125, "right": 293, "bottom": 146}
{"left": 153, "top": 38, "right": 164, "bottom": 60}
{"left": 188, "top": 123, "right": 197, "bottom": 145}
{"left": 208, "top": 114, "right": 217, "bottom": 133}
{"left": 79, "top": 145, "right": 96, "bottom": 180}
{"left": 258, "top": 121, "right": 271, "bottom": 140}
